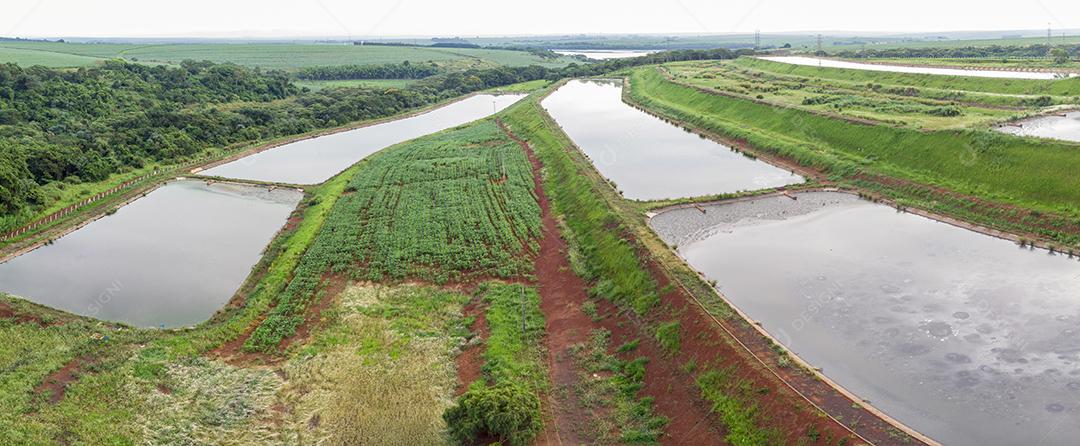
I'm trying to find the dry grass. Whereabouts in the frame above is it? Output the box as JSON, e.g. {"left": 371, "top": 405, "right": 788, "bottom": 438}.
{"left": 279, "top": 284, "right": 468, "bottom": 445}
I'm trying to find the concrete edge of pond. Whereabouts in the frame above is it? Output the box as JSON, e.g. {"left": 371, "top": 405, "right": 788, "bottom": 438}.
{"left": 0, "top": 179, "right": 305, "bottom": 330}
{"left": 992, "top": 107, "right": 1080, "bottom": 138}
{"left": 0, "top": 181, "right": 178, "bottom": 265}
{"left": 641, "top": 187, "right": 1078, "bottom": 446}
{"left": 0, "top": 178, "right": 304, "bottom": 265}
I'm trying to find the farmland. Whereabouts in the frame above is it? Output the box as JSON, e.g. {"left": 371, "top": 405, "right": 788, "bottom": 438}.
{"left": 0, "top": 41, "right": 580, "bottom": 70}
{"left": 241, "top": 121, "right": 542, "bottom": 352}
{"left": 7, "top": 35, "right": 1080, "bottom": 445}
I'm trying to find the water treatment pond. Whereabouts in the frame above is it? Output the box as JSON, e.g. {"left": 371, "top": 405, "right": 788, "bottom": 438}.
{"left": 650, "top": 192, "right": 1080, "bottom": 446}
{"left": 0, "top": 180, "right": 301, "bottom": 328}
{"left": 202, "top": 94, "right": 526, "bottom": 184}
{"left": 760, "top": 56, "right": 1073, "bottom": 80}
{"left": 997, "top": 111, "right": 1080, "bottom": 142}
{"left": 542, "top": 79, "right": 803, "bottom": 200}
{"left": 553, "top": 50, "right": 655, "bottom": 60}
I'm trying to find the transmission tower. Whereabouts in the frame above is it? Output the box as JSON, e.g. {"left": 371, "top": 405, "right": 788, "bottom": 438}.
{"left": 1048, "top": 23, "right": 1053, "bottom": 57}
{"left": 754, "top": 29, "right": 761, "bottom": 51}
{"left": 816, "top": 34, "right": 823, "bottom": 54}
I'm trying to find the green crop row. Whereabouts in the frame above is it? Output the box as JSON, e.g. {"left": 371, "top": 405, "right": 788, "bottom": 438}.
{"left": 243, "top": 121, "right": 542, "bottom": 352}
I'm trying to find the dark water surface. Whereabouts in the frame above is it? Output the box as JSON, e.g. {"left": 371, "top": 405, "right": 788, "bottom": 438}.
{"left": 0, "top": 180, "right": 301, "bottom": 328}
{"left": 650, "top": 192, "right": 1080, "bottom": 446}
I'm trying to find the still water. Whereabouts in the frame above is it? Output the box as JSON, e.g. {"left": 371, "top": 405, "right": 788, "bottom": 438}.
{"left": 760, "top": 56, "right": 1073, "bottom": 80}
{"left": 650, "top": 192, "right": 1080, "bottom": 446}
{"left": 542, "top": 79, "right": 803, "bottom": 200}
{"left": 997, "top": 111, "right": 1080, "bottom": 142}
{"left": 0, "top": 180, "right": 301, "bottom": 328}
{"left": 553, "top": 50, "right": 655, "bottom": 60}
{"left": 202, "top": 94, "right": 526, "bottom": 184}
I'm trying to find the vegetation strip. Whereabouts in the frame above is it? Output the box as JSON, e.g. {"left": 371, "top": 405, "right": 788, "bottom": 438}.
{"left": 630, "top": 65, "right": 1080, "bottom": 248}
{"left": 512, "top": 83, "right": 933, "bottom": 444}
{"left": 501, "top": 91, "right": 842, "bottom": 444}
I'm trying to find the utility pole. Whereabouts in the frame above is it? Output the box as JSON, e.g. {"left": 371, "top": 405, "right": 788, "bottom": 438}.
{"left": 1048, "top": 23, "right": 1053, "bottom": 57}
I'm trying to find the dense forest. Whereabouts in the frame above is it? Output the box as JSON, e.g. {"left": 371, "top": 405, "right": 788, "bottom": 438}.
{"left": 0, "top": 48, "right": 738, "bottom": 230}
{"left": 295, "top": 61, "right": 442, "bottom": 80}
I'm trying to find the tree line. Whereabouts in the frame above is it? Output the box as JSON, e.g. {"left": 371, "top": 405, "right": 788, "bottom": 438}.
{"left": 295, "top": 61, "right": 442, "bottom": 80}
{"left": 0, "top": 48, "right": 739, "bottom": 228}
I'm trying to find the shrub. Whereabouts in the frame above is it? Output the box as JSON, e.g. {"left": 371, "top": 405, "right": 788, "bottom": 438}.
{"left": 445, "top": 382, "right": 542, "bottom": 446}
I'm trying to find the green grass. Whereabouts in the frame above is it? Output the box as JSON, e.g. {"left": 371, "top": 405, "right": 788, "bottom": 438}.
{"left": 478, "top": 283, "right": 547, "bottom": 389}
{"left": 445, "top": 282, "right": 547, "bottom": 446}
{"left": 735, "top": 57, "right": 1080, "bottom": 97}
{"left": 0, "top": 45, "right": 105, "bottom": 67}
{"left": 696, "top": 367, "right": 783, "bottom": 446}
{"left": 630, "top": 66, "right": 1080, "bottom": 220}
{"left": 243, "top": 121, "right": 542, "bottom": 352}
{"left": 0, "top": 41, "right": 579, "bottom": 70}
{"left": 569, "top": 329, "right": 668, "bottom": 444}
{"left": 863, "top": 57, "right": 1080, "bottom": 70}
{"left": 666, "top": 60, "right": 1019, "bottom": 130}
{"left": 501, "top": 96, "right": 660, "bottom": 315}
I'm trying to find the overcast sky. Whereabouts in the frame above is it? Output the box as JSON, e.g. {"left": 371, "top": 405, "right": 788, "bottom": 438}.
{"left": 4, "top": 0, "right": 1078, "bottom": 38}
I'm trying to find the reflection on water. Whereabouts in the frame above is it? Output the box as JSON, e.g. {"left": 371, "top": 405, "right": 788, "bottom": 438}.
{"left": 650, "top": 192, "right": 1080, "bottom": 446}
{"left": 760, "top": 56, "right": 1074, "bottom": 80}
{"left": 542, "top": 79, "right": 803, "bottom": 200}
{"left": 997, "top": 111, "right": 1080, "bottom": 142}
{"left": 553, "top": 50, "right": 655, "bottom": 60}
{"left": 0, "top": 180, "right": 302, "bottom": 328}
{"left": 202, "top": 94, "right": 526, "bottom": 184}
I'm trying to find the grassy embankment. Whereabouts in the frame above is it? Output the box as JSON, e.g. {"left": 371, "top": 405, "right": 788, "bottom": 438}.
{"left": 501, "top": 93, "right": 796, "bottom": 444}
{"left": 665, "top": 60, "right": 1027, "bottom": 130}
{"left": 0, "top": 116, "right": 552, "bottom": 444}
{"left": 736, "top": 57, "right": 1080, "bottom": 99}
{"left": 631, "top": 66, "right": 1080, "bottom": 248}
{"left": 0, "top": 158, "right": 353, "bottom": 444}
{"left": 860, "top": 57, "right": 1080, "bottom": 70}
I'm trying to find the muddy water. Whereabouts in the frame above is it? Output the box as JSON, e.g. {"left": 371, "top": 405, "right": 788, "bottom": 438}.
{"left": 650, "top": 192, "right": 1080, "bottom": 446}
{"left": 202, "top": 94, "right": 526, "bottom": 184}
{"left": 997, "top": 111, "right": 1080, "bottom": 142}
{"left": 760, "top": 56, "right": 1074, "bottom": 80}
{"left": 553, "top": 50, "right": 655, "bottom": 60}
{"left": 542, "top": 79, "right": 803, "bottom": 200}
{"left": 0, "top": 180, "right": 301, "bottom": 328}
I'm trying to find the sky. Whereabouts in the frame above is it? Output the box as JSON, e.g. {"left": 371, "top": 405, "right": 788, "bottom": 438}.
{"left": 3, "top": 0, "right": 1078, "bottom": 38}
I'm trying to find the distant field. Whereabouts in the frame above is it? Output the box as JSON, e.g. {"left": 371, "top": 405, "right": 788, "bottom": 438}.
{"left": 0, "top": 46, "right": 105, "bottom": 67}
{"left": 843, "top": 35, "right": 1080, "bottom": 51}
{"left": 0, "top": 41, "right": 579, "bottom": 70}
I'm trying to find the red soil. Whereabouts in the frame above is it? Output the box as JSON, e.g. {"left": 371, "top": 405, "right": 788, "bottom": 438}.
{"left": 211, "top": 273, "right": 345, "bottom": 365}
{"left": 0, "top": 301, "right": 53, "bottom": 327}
{"left": 455, "top": 298, "right": 490, "bottom": 396}
{"left": 501, "top": 120, "right": 726, "bottom": 445}
{"left": 33, "top": 354, "right": 97, "bottom": 405}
